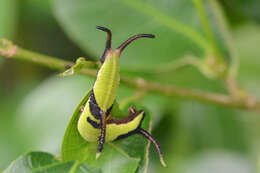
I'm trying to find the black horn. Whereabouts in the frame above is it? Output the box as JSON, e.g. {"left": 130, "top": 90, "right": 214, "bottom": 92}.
{"left": 117, "top": 34, "right": 155, "bottom": 53}
{"left": 96, "top": 26, "right": 112, "bottom": 63}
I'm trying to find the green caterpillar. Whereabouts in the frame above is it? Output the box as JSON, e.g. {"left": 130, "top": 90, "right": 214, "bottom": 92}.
{"left": 77, "top": 26, "right": 166, "bottom": 167}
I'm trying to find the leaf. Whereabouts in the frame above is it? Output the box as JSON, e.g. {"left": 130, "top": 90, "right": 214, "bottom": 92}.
{"left": 33, "top": 162, "right": 101, "bottom": 173}
{"left": 52, "top": 0, "right": 209, "bottom": 70}
{"left": 61, "top": 89, "right": 92, "bottom": 161}
{"left": 114, "top": 102, "right": 152, "bottom": 173}
{"left": 155, "top": 101, "right": 250, "bottom": 173}
{"left": 234, "top": 24, "right": 260, "bottom": 82}
{"left": 16, "top": 75, "right": 94, "bottom": 153}
{"left": 77, "top": 164, "right": 102, "bottom": 173}
{"left": 181, "top": 151, "right": 253, "bottom": 173}
{"left": 3, "top": 152, "right": 59, "bottom": 173}
{"left": 3, "top": 151, "right": 101, "bottom": 173}
{"left": 61, "top": 92, "right": 153, "bottom": 173}
{"left": 220, "top": 0, "right": 260, "bottom": 23}
{"left": 258, "top": 156, "right": 260, "bottom": 173}
{"left": 232, "top": 23, "right": 260, "bottom": 152}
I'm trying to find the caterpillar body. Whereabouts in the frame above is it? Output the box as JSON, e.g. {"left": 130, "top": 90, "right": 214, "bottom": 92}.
{"left": 77, "top": 26, "right": 166, "bottom": 167}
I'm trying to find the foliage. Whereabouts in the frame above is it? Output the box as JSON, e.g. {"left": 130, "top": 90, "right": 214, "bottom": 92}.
{"left": 3, "top": 151, "right": 101, "bottom": 173}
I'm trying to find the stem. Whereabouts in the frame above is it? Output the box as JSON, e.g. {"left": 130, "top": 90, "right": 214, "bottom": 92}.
{"left": 207, "top": 0, "right": 243, "bottom": 98}
{"left": 151, "top": 55, "right": 201, "bottom": 74}
{"left": 120, "top": 77, "right": 258, "bottom": 110}
{"left": 0, "top": 39, "right": 97, "bottom": 76}
{"left": 1, "top": 39, "right": 260, "bottom": 110}
{"left": 122, "top": 55, "right": 201, "bottom": 75}
{"left": 192, "top": 0, "right": 225, "bottom": 65}
{"left": 208, "top": 0, "right": 239, "bottom": 78}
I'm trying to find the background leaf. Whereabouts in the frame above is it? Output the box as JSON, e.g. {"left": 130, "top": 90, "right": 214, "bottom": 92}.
{"left": 16, "top": 75, "right": 94, "bottom": 153}
{"left": 180, "top": 151, "right": 253, "bottom": 173}
{"left": 220, "top": 0, "right": 260, "bottom": 23}
{"left": 52, "top": 0, "right": 208, "bottom": 70}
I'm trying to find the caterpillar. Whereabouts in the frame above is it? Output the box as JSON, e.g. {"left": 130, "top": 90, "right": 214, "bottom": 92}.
{"left": 77, "top": 26, "right": 166, "bottom": 167}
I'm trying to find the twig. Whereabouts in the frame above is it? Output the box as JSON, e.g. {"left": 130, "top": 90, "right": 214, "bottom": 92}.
{"left": 208, "top": 0, "right": 239, "bottom": 78}
{"left": 207, "top": 0, "right": 242, "bottom": 97}
{"left": 192, "top": 0, "right": 225, "bottom": 66}
{"left": 0, "top": 39, "right": 259, "bottom": 110}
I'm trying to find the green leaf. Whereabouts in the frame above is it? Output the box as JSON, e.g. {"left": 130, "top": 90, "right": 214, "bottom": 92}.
{"left": 156, "top": 101, "right": 249, "bottom": 173}
{"left": 52, "top": 0, "right": 209, "bottom": 70}
{"left": 16, "top": 75, "right": 94, "bottom": 153}
{"left": 232, "top": 24, "right": 260, "bottom": 154}
{"left": 114, "top": 102, "right": 152, "bottom": 173}
{"left": 3, "top": 151, "right": 101, "bottom": 173}
{"left": 3, "top": 152, "right": 59, "bottom": 173}
{"left": 32, "top": 162, "right": 75, "bottom": 173}
{"left": 234, "top": 24, "right": 260, "bottom": 82}
{"left": 33, "top": 162, "right": 102, "bottom": 173}
{"left": 181, "top": 151, "right": 252, "bottom": 173}
{"left": 61, "top": 89, "right": 92, "bottom": 161}
{"left": 77, "top": 164, "right": 102, "bottom": 173}
{"left": 61, "top": 92, "right": 153, "bottom": 173}
{"left": 179, "top": 103, "right": 248, "bottom": 153}
{"left": 221, "top": 0, "right": 260, "bottom": 23}
{"left": 258, "top": 156, "right": 260, "bottom": 173}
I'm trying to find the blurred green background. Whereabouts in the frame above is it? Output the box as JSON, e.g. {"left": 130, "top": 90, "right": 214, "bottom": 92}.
{"left": 0, "top": 0, "right": 260, "bottom": 172}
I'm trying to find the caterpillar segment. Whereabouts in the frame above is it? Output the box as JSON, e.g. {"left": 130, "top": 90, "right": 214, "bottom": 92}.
{"left": 77, "top": 26, "right": 167, "bottom": 167}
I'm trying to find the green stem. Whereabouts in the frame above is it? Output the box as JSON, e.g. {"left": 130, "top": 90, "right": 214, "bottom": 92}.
{"left": 208, "top": 0, "right": 239, "bottom": 78}
{"left": 192, "top": 0, "right": 225, "bottom": 64}
{"left": 122, "top": 55, "right": 200, "bottom": 75}
{"left": 151, "top": 55, "right": 201, "bottom": 74}
{"left": 0, "top": 39, "right": 259, "bottom": 110}
{"left": 209, "top": 0, "right": 239, "bottom": 78}
{"left": 207, "top": 0, "right": 243, "bottom": 98}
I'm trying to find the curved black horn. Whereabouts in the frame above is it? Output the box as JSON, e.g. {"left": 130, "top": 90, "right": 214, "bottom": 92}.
{"left": 96, "top": 26, "right": 112, "bottom": 63}
{"left": 117, "top": 34, "right": 155, "bottom": 53}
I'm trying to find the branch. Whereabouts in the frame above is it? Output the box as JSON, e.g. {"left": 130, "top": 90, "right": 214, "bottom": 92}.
{"left": 208, "top": 0, "right": 239, "bottom": 78}
{"left": 1, "top": 39, "right": 260, "bottom": 110}
{"left": 193, "top": 0, "right": 224, "bottom": 65}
